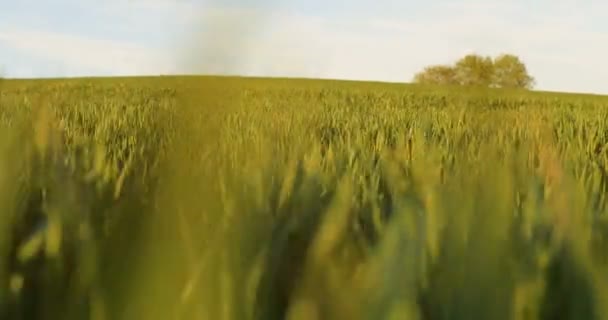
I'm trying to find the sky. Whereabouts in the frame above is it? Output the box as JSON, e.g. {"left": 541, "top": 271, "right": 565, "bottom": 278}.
{"left": 0, "top": 0, "right": 607, "bottom": 94}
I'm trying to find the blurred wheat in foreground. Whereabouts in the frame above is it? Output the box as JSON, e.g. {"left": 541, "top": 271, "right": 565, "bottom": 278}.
{"left": 0, "top": 76, "right": 607, "bottom": 320}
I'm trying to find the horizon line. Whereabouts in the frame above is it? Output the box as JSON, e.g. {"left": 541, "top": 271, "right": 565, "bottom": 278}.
{"left": 2, "top": 73, "right": 606, "bottom": 97}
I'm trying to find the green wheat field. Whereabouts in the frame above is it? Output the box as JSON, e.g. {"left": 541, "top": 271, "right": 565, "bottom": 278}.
{"left": 1, "top": 75, "right": 607, "bottom": 319}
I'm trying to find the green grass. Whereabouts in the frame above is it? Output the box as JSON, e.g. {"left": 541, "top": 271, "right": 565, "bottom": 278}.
{"left": 1, "top": 75, "right": 608, "bottom": 320}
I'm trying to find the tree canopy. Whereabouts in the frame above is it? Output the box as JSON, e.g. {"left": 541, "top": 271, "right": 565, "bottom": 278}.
{"left": 413, "top": 53, "right": 535, "bottom": 89}
{"left": 413, "top": 65, "right": 456, "bottom": 86}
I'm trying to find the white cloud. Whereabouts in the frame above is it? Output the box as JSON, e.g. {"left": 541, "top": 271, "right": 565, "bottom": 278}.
{"left": 0, "top": 29, "right": 176, "bottom": 76}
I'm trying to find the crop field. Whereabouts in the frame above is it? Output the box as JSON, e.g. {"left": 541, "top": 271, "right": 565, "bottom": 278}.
{"left": 0, "top": 75, "right": 608, "bottom": 319}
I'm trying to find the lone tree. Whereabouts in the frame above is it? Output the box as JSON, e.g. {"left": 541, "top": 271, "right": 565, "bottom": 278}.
{"left": 413, "top": 65, "right": 457, "bottom": 86}
{"left": 491, "top": 54, "right": 535, "bottom": 89}
{"left": 453, "top": 54, "right": 494, "bottom": 87}
{"left": 413, "top": 53, "right": 535, "bottom": 89}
